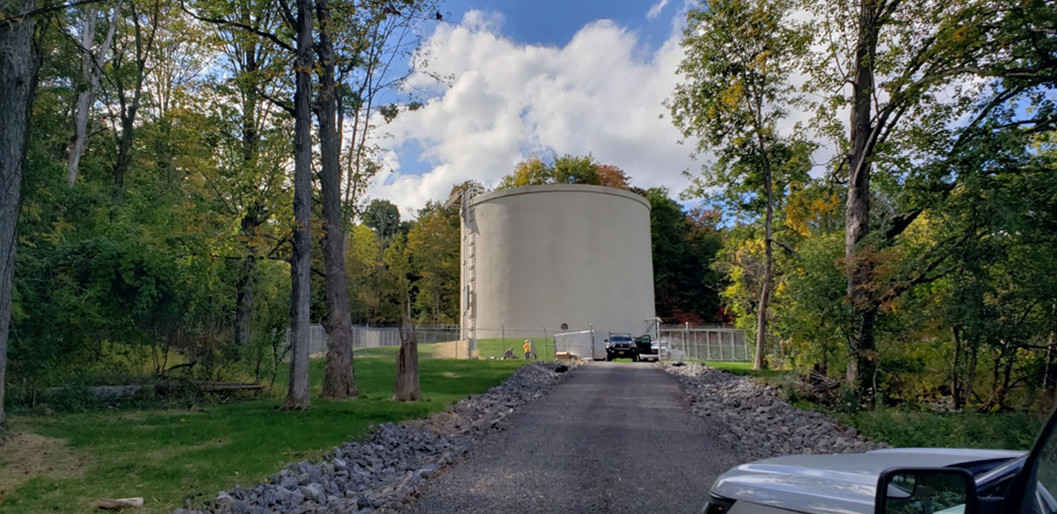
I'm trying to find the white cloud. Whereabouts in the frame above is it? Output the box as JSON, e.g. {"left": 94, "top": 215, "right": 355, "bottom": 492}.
{"left": 368, "top": 10, "right": 700, "bottom": 218}
{"left": 646, "top": 0, "right": 670, "bottom": 20}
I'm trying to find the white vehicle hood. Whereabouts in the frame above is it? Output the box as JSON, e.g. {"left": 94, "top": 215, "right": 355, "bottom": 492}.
{"left": 712, "top": 448, "right": 1025, "bottom": 514}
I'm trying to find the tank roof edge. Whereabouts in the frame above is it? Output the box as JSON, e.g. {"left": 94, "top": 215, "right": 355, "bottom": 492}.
{"left": 468, "top": 184, "right": 650, "bottom": 210}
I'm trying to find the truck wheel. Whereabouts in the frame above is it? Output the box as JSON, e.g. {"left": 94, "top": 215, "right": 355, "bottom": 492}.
{"left": 631, "top": 354, "right": 639, "bottom": 362}
{"left": 606, "top": 354, "right": 612, "bottom": 361}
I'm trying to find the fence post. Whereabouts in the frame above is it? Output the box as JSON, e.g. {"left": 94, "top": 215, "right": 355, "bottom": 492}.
{"left": 683, "top": 322, "right": 689, "bottom": 361}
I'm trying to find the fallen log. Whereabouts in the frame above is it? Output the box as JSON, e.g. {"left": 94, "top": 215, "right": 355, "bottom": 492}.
{"left": 45, "top": 381, "right": 264, "bottom": 400}
{"left": 95, "top": 497, "right": 143, "bottom": 510}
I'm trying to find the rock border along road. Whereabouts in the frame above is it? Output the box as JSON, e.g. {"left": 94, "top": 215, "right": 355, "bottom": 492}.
{"left": 406, "top": 362, "right": 744, "bottom": 513}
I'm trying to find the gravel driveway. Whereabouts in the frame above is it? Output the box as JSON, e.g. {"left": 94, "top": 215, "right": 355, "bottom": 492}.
{"left": 407, "top": 362, "right": 743, "bottom": 513}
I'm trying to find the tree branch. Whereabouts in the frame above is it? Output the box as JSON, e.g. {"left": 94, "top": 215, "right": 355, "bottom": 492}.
{"left": 0, "top": 0, "right": 103, "bottom": 24}
{"left": 884, "top": 208, "right": 922, "bottom": 243}
{"left": 179, "top": 0, "right": 294, "bottom": 53}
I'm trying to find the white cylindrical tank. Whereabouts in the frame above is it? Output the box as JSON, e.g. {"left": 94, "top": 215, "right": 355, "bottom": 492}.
{"left": 460, "top": 184, "right": 655, "bottom": 340}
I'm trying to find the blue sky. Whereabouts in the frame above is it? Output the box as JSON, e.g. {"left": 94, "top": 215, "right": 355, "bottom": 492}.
{"left": 438, "top": 0, "right": 676, "bottom": 48}
{"left": 368, "top": 0, "right": 699, "bottom": 217}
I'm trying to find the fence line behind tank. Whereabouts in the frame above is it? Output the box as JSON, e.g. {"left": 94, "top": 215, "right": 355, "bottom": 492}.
{"left": 287, "top": 323, "right": 750, "bottom": 362}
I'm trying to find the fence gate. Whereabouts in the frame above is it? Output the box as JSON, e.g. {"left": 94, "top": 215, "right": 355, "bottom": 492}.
{"left": 657, "top": 325, "right": 750, "bottom": 362}
{"left": 554, "top": 329, "right": 606, "bottom": 360}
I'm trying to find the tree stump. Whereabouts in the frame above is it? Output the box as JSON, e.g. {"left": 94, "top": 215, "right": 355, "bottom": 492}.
{"left": 393, "top": 319, "right": 421, "bottom": 401}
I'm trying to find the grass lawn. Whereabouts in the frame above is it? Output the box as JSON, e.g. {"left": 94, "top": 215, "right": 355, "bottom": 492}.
{"left": 0, "top": 356, "right": 524, "bottom": 513}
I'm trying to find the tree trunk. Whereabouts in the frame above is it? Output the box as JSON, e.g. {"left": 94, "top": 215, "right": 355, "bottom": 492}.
{"left": 994, "top": 344, "right": 1016, "bottom": 411}
{"left": 281, "top": 0, "right": 314, "bottom": 411}
{"left": 234, "top": 253, "right": 256, "bottom": 347}
{"left": 232, "top": 27, "right": 263, "bottom": 351}
{"left": 393, "top": 318, "right": 421, "bottom": 402}
{"left": 316, "top": 0, "right": 357, "bottom": 399}
{"left": 68, "top": 7, "right": 98, "bottom": 186}
{"left": 967, "top": 337, "right": 979, "bottom": 404}
{"left": 845, "top": 0, "right": 881, "bottom": 403}
{"left": 67, "top": 6, "right": 115, "bottom": 187}
{"left": 754, "top": 138, "right": 774, "bottom": 371}
{"left": 0, "top": 0, "right": 40, "bottom": 431}
{"left": 952, "top": 325, "right": 964, "bottom": 409}
{"left": 987, "top": 343, "right": 1009, "bottom": 410}
{"left": 111, "top": 0, "right": 159, "bottom": 192}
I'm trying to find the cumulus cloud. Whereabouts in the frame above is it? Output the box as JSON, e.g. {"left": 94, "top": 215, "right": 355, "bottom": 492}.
{"left": 646, "top": 0, "right": 670, "bottom": 20}
{"left": 367, "top": 10, "right": 699, "bottom": 218}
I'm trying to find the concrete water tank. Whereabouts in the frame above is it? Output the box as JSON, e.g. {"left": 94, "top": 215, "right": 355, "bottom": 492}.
{"left": 459, "top": 184, "right": 655, "bottom": 340}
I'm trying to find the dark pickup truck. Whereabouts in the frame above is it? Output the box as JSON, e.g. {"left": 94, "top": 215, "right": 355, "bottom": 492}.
{"left": 604, "top": 333, "right": 637, "bottom": 361}
{"left": 605, "top": 333, "right": 659, "bottom": 362}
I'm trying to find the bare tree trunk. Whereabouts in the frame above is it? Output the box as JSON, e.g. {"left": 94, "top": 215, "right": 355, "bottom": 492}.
{"left": 952, "top": 325, "right": 964, "bottom": 409}
{"left": 987, "top": 343, "right": 1009, "bottom": 410}
{"left": 0, "top": 0, "right": 40, "bottom": 431}
{"left": 281, "top": 0, "right": 314, "bottom": 411}
{"left": 995, "top": 344, "right": 1016, "bottom": 411}
{"left": 316, "top": 0, "right": 356, "bottom": 399}
{"left": 754, "top": 133, "right": 774, "bottom": 371}
{"left": 845, "top": 0, "right": 881, "bottom": 403}
{"left": 967, "top": 338, "right": 979, "bottom": 404}
{"left": 67, "top": 6, "right": 115, "bottom": 187}
{"left": 393, "top": 317, "right": 421, "bottom": 401}
{"left": 110, "top": 0, "right": 160, "bottom": 192}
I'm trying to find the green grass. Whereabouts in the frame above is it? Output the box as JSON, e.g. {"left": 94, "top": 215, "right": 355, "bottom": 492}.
{"left": 830, "top": 407, "right": 1044, "bottom": 451}
{"left": 1, "top": 356, "right": 524, "bottom": 513}
{"left": 355, "top": 338, "right": 556, "bottom": 361}
{"left": 703, "top": 360, "right": 792, "bottom": 385}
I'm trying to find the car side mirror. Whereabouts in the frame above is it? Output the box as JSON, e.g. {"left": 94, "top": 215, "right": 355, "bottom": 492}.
{"left": 875, "top": 467, "right": 977, "bottom": 514}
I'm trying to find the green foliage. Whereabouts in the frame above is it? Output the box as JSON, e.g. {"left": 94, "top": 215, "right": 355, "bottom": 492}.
{"left": 362, "top": 199, "right": 401, "bottom": 240}
{"left": 408, "top": 203, "right": 460, "bottom": 324}
{"left": 645, "top": 188, "right": 724, "bottom": 323}
{"left": 671, "top": 0, "right": 1057, "bottom": 411}
{"left": 772, "top": 232, "right": 849, "bottom": 374}
{"left": 832, "top": 408, "right": 1042, "bottom": 451}
{"left": 495, "top": 154, "right": 602, "bottom": 190}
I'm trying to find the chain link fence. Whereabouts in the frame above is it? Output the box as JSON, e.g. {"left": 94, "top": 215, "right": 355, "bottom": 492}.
{"left": 291, "top": 323, "right": 749, "bottom": 362}
{"left": 293, "top": 324, "right": 552, "bottom": 360}
{"left": 658, "top": 324, "right": 750, "bottom": 362}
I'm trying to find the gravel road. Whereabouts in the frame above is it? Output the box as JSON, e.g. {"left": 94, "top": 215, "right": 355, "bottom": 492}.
{"left": 406, "top": 362, "right": 743, "bottom": 513}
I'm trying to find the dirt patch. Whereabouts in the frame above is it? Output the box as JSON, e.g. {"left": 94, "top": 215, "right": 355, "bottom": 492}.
{"left": 0, "top": 432, "right": 91, "bottom": 501}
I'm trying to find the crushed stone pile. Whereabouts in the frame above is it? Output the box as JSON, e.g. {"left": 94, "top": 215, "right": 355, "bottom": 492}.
{"left": 665, "top": 363, "right": 883, "bottom": 461}
{"left": 178, "top": 361, "right": 577, "bottom": 514}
